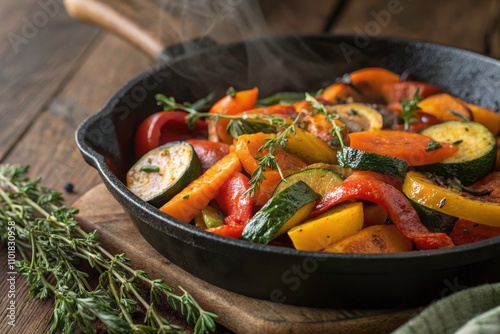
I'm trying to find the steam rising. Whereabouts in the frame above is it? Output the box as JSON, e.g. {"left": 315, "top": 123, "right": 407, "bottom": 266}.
{"left": 153, "top": 0, "right": 355, "bottom": 98}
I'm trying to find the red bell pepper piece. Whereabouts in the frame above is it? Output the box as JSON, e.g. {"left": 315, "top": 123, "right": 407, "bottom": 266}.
{"left": 186, "top": 139, "right": 230, "bottom": 171}
{"left": 311, "top": 177, "right": 454, "bottom": 250}
{"left": 134, "top": 111, "right": 207, "bottom": 158}
{"left": 449, "top": 219, "right": 500, "bottom": 246}
{"left": 208, "top": 172, "right": 254, "bottom": 239}
{"left": 215, "top": 172, "right": 254, "bottom": 227}
{"left": 207, "top": 225, "right": 245, "bottom": 239}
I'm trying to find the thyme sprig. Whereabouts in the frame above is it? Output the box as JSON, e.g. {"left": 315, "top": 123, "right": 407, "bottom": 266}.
{"left": 156, "top": 93, "right": 214, "bottom": 115}
{"left": 401, "top": 88, "right": 423, "bottom": 130}
{"left": 304, "top": 93, "right": 346, "bottom": 149}
{"left": 244, "top": 115, "right": 301, "bottom": 197}
{"left": 0, "top": 164, "right": 217, "bottom": 334}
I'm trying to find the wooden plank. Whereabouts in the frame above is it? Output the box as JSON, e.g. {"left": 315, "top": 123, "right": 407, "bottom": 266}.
{"left": 68, "top": 184, "right": 418, "bottom": 334}
{"left": 330, "top": 0, "right": 494, "bottom": 53}
{"left": 4, "top": 33, "right": 151, "bottom": 205}
{"left": 0, "top": 3, "right": 99, "bottom": 161}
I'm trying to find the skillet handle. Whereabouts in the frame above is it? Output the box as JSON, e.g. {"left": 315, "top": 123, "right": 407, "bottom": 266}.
{"left": 64, "top": 0, "right": 201, "bottom": 59}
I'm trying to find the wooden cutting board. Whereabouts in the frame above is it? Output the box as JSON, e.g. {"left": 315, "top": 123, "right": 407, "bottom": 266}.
{"left": 73, "top": 184, "right": 420, "bottom": 334}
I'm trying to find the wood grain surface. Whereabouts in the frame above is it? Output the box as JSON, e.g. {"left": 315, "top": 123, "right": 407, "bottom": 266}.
{"left": 1, "top": 0, "right": 499, "bottom": 333}
{"left": 72, "top": 184, "right": 418, "bottom": 334}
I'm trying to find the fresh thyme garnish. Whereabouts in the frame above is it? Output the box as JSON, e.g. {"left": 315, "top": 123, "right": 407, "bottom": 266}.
{"left": 226, "top": 86, "right": 237, "bottom": 98}
{"left": 452, "top": 139, "right": 463, "bottom": 145}
{"left": 226, "top": 118, "right": 277, "bottom": 138}
{"left": 425, "top": 140, "right": 443, "bottom": 152}
{"left": 244, "top": 115, "right": 300, "bottom": 197}
{"left": 401, "top": 88, "right": 423, "bottom": 130}
{"left": 305, "top": 93, "right": 346, "bottom": 149}
{"left": 0, "top": 164, "right": 217, "bottom": 334}
{"left": 156, "top": 93, "right": 214, "bottom": 115}
{"left": 448, "top": 109, "right": 470, "bottom": 121}
{"left": 427, "top": 172, "right": 492, "bottom": 197}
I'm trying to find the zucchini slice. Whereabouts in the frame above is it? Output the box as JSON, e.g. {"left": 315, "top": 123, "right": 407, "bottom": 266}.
{"left": 126, "top": 142, "right": 202, "bottom": 207}
{"left": 273, "top": 168, "right": 344, "bottom": 197}
{"left": 419, "top": 121, "right": 497, "bottom": 185}
{"left": 408, "top": 198, "right": 457, "bottom": 233}
{"left": 403, "top": 171, "right": 500, "bottom": 226}
{"left": 327, "top": 103, "right": 384, "bottom": 132}
{"left": 337, "top": 147, "right": 409, "bottom": 179}
{"left": 240, "top": 181, "right": 320, "bottom": 244}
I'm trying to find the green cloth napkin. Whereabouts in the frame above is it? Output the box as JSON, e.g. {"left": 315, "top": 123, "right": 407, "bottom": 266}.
{"left": 393, "top": 283, "right": 500, "bottom": 334}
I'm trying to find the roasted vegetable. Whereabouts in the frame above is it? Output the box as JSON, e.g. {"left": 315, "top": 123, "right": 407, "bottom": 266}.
{"left": 402, "top": 171, "right": 500, "bottom": 227}
{"left": 419, "top": 121, "right": 497, "bottom": 185}
{"left": 288, "top": 202, "right": 364, "bottom": 251}
{"left": 240, "top": 181, "right": 320, "bottom": 244}
{"left": 127, "top": 142, "right": 202, "bottom": 207}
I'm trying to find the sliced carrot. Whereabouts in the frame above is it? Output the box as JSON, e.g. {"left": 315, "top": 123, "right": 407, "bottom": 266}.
{"left": 382, "top": 81, "right": 442, "bottom": 103}
{"left": 467, "top": 104, "right": 500, "bottom": 135}
{"left": 209, "top": 87, "right": 259, "bottom": 143}
{"left": 417, "top": 93, "right": 472, "bottom": 121}
{"left": 234, "top": 133, "right": 307, "bottom": 175}
{"left": 321, "top": 83, "right": 363, "bottom": 104}
{"left": 160, "top": 153, "right": 242, "bottom": 222}
{"left": 348, "top": 130, "right": 459, "bottom": 166}
{"left": 349, "top": 67, "right": 400, "bottom": 103}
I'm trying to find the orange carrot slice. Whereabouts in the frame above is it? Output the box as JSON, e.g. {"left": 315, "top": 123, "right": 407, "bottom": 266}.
{"left": 348, "top": 130, "right": 459, "bottom": 166}
{"left": 209, "top": 87, "right": 259, "bottom": 143}
{"left": 417, "top": 93, "right": 472, "bottom": 121}
{"left": 160, "top": 153, "right": 242, "bottom": 222}
{"left": 349, "top": 67, "right": 400, "bottom": 103}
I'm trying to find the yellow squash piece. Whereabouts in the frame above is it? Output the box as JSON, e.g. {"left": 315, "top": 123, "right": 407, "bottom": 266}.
{"left": 287, "top": 202, "right": 364, "bottom": 251}
{"left": 324, "top": 225, "right": 413, "bottom": 254}
{"left": 403, "top": 171, "right": 500, "bottom": 226}
{"left": 284, "top": 127, "right": 339, "bottom": 164}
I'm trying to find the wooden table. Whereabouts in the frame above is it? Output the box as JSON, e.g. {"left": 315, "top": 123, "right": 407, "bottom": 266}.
{"left": 1, "top": 0, "right": 499, "bottom": 332}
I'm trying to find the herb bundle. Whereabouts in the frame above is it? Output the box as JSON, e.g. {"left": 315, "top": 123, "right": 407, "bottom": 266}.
{"left": 0, "top": 164, "right": 217, "bottom": 334}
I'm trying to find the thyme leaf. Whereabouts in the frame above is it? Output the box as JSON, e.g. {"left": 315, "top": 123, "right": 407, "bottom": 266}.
{"left": 425, "top": 140, "right": 443, "bottom": 152}
{"left": 226, "top": 86, "right": 237, "bottom": 98}
{"left": 243, "top": 115, "right": 300, "bottom": 197}
{"left": 401, "top": 88, "right": 423, "bottom": 131}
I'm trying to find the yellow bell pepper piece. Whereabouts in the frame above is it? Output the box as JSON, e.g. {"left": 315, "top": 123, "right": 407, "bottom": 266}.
{"left": 403, "top": 171, "right": 500, "bottom": 227}
{"left": 287, "top": 202, "right": 363, "bottom": 251}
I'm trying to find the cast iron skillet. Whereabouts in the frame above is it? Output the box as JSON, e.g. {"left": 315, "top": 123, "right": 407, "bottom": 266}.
{"left": 69, "top": 1, "right": 500, "bottom": 308}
